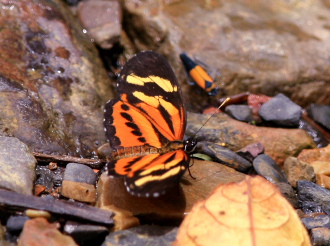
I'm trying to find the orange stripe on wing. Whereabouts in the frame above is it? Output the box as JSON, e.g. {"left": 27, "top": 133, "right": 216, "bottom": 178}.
{"left": 189, "top": 65, "right": 215, "bottom": 91}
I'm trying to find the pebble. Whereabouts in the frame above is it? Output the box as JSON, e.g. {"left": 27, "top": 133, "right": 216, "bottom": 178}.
{"left": 225, "top": 104, "right": 253, "bottom": 122}
{"left": 236, "top": 142, "right": 265, "bottom": 162}
{"left": 18, "top": 218, "right": 78, "bottom": 246}
{"left": 6, "top": 216, "right": 29, "bottom": 233}
{"left": 310, "top": 161, "right": 330, "bottom": 189}
{"left": 64, "top": 221, "right": 109, "bottom": 246}
{"left": 102, "top": 225, "right": 178, "bottom": 246}
{"left": 301, "top": 214, "right": 330, "bottom": 230}
{"left": 0, "top": 137, "right": 36, "bottom": 195}
{"left": 258, "top": 93, "right": 302, "bottom": 127}
{"left": 61, "top": 180, "right": 96, "bottom": 203}
{"left": 252, "top": 154, "right": 288, "bottom": 184}
{"left": 307, "top": 103, "right": 330, "bottom": 131}
{"left": 195, "top": 142, "right": 252, "bottom": 172}
{"left": 297, "top": 180, "right": 330, "bottom": 214}
{"left": 311, "top": 227, "right": 330, "bottom": 246}
{"left": 283, "top": 157, "right": 316, "bottom": 188}
{"left": 64, "top": 163, "right": 97, "bottom": 185}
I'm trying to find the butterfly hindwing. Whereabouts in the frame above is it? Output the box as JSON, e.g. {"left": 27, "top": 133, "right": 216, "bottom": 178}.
{"left": 108, "top": 149, "right": 189, "bottom": 197}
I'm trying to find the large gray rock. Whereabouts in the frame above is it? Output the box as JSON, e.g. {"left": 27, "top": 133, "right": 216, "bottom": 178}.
{"left": 121, "top": 0, "right": 330, "bottom": 109}
{"left": 0, "top": 137, "right": 36, "bottom": 195}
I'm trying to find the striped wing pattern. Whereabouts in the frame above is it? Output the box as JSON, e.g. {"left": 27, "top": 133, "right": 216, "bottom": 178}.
{"left": 104, "top": 51, "right": 190, "bottom": 197}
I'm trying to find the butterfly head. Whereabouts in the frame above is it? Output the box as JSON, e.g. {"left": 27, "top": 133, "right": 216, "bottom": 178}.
{"left": 184, "top": 138, "right": 197, "bottom": 153}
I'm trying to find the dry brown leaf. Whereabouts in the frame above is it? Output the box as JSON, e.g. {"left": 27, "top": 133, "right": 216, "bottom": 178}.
{"left": 173, "top": 175, "right": 311, "bottom": 246}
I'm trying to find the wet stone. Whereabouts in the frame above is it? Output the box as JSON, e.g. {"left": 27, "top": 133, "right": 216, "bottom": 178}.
{"left": 6, "top": 216, "right": 29, "bottom": 233}
{"left": 297, "top": 180, "right": 330, "bottom": 214}
{"left": 253, "top": 154, "right": 288, "bottom": 184}
{"left": 195, "top": 142, "right": 252, "bottom": 172}
{"left": 35, "top": 166, "right": 65, "bottom": 190}
{"left": 307, "top": 104, "right": 330, "bottom": 131}
{"left": 0, "top": 137, "right": 36, "bottom": 195}
{"left": 225, "top": 104, "right": 253, "bottom": 122}
{"left": 64, "top": 163, "right": 97, "bottom": 185}
{"left": 311, "top": 227, "right": 330, "bottom": 246}
{"left": 236, "top": 142, "right": 265, "bottom": 163}
{"left": 301, "top": 215, "right": 330, "bottom": 230}
{"left": 258, "top": 93, "right": 302, "bottom": 127}
{"left": 64, "top": 221, "right": 109, "bottom": 246}
{"left": 283, "top": 157, "right": 316, "bottom": 188}
{"left": 102, "top": 225, "right": 178, "bottom": 246}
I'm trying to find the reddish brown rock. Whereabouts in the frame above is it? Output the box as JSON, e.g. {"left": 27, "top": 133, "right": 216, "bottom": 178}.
{"left": 18, "top": 217, "right": 77, "bottom": 246}
{"left": 310, "top": 161, "right": 330, "bottom": 189}
{"left": 283, "top": 157, "right": 315, "bottom": 188}
{"left": 187, "top": 113, "right": 316, "bottom": 165}
{"left": 96, "top": 160, "right": 245, "bottom": 222}
{"left": 298, "top": 144, "right": 330, "bottom": 164}
{"left": 61, "top": 180, "right": 96, "bottom": 203}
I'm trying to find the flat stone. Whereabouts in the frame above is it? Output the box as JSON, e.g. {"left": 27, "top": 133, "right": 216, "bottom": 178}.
{"left": 253, "top": 154, "right": 287, "bottom": 184}
{"left": 302, "top": 215, "right": 330, "bottom": 230}
{"left": 64, "top": 221, "right": 109, "bottom": 246}
{"left": 258, "top": 93, "right": 302, "bottom": 127}
{"left": 225, "top": 104, "right": 253, "bottom": 122}
{"left": 283, "top": 157, "right": 315, "bottom": 188}
{"left": 64, "top": 163, "right": 97, "bottom": 185}
{"left": 0, "top": 137, "right": 36, "bottom": 195}
{"left": 307, "top": 104, "right": 330, "bottom": 131}
{"left": 18, "top": 218, "right": 77, "bottom": 246}
{"left": 61, "top": 180, "right": 96, "bottom": 203}
{"left": 187, "top": 112, "right": 315, "bottom": 165}
{"left": 96, "top": 160, "right": 245, "bottom": 222}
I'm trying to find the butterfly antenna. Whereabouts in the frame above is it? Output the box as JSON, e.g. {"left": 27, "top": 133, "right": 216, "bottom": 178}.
{"left": 191, "top": 97, "right": 230, "bottom": 140}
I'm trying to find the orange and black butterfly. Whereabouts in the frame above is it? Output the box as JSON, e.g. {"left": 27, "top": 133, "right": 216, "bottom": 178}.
{"left": 180, "top": 52, "right": 219, "bottom": 96}
{"left": 104, "top": 51, "right": 197, "bottom": 197}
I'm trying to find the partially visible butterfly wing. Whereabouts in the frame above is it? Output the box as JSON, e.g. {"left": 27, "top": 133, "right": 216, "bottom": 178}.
{"left": 108, "top": 149, "right": 189, "bottom": 197}
{"left": 104, "top": 51, "right": 186, "bottom": 149}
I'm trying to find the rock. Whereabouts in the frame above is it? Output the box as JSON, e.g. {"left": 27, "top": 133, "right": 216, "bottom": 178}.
{"left": 18, "top": 217, "right": 78, "bottom": 246}
{"left": 61, "top": 180, "right": 96, "bottom": 203}
{"left": 275, "top": 182, "right": 298, "bottom": 208}
{"left": 102, "top": 225, "right": 178, "bottom": 246}
{"left": 64, "top": 163, "right": 97, "bottom": 185}
{"left": 100, "top": 205, "right": 140, "bottom": 231}
{"left": 64, "top": 221, "right": 109, "bottom": 246}
{"left": 252, "top": 154, "right": 287, "bottom": 183}
{"left": 187, "top": 112, "right": 315, "bottom": 165}
{"left": 297, "top": 180, "right": 330, "bottom": 215}
{"left": 77, "top": 0, "right": 122, "bottom": 49}
{"left": 247, "top": 94, "right": 272, "bottom": 117}
{"left": 25, "top": 209, "right": 52, "bottom": 220}
{"left": 298, "top": 144, "right": 330, "bottom": 164}
{"left": 0, "top": 0, "right": 113, "bottom": 157}
{"left": 307, "top": 104, "right": 330, "bottom": 131}
{"left": 299, "top": 117, "right": 329, "bottom": 148}
{"left": 195, "top": 142, "right": 252, "bottom": 172}
{"left": 96, "top": 160, "right": 245, "bottom": 222}
{"left": 302, "top": 215, "right": 330, "bottom": 230}
{"left": 283, "top": 157, "right": 316, "bottom": 188}
{"left": 311, "top": 227, "right": 330, "bottom": 246}
{"left": 225, "top": 104, "right": 253, "bottom": 122}
{"left": 122, "top": 1, "right": 330, "bottom": 108}
{"left": 258, "top": 93, "right": 302, "bottom": 127}
{"left": 310, "top": 161, "right": 330, "bottom": 189}
{"left": 6, "top": 216, "right": 30, "bottom": 233}
{"left": 0, "top": 137, "right": 36, "bottom": 195}
{"left": 236, "top": 142, "right": 265, "bottom": 163}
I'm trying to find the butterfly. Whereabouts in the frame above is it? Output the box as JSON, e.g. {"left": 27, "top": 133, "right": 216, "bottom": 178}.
{"left": 180, "top": 52, "right": 219, "bottom": 96}
{"left": 104, "top": 51, "right": 197, "bottom": 197}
